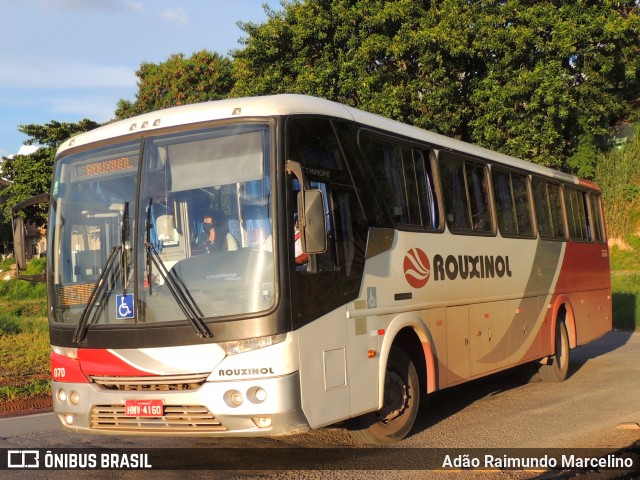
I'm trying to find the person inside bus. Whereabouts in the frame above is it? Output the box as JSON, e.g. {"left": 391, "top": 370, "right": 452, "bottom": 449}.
{"left": 195, "top": 210, "right": 238, "bottom": 253}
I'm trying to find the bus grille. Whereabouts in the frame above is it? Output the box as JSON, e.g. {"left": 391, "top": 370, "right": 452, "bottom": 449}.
{"left": 90, "top": 405, "right": 226, "bottom": 432}
{"left": 90, "top": 373, "right": 209, "bottom": 391}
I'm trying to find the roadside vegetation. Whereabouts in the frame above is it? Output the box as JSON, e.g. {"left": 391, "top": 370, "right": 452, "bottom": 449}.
{"left": 0, "top": 257, "right": 49, "bottom": 406}
{"left": 609, "top": 242, "right": 640, "bottom": 332}
{"left": 597, "top": 128, "right": 640, "bottom": 331}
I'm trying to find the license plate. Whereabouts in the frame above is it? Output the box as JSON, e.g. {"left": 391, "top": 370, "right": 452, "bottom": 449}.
{"left": 124, "top": 399, "right": 164, "bottom": 417}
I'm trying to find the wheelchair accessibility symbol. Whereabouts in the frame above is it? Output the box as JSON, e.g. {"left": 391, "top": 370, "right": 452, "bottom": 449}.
{"left": 116, "top": 294, "right": 135, "bottom": 320}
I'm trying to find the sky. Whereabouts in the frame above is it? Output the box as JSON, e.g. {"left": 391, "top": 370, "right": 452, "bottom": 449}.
{"left": 0, "top": 0, "right": 282, "bottom": 157}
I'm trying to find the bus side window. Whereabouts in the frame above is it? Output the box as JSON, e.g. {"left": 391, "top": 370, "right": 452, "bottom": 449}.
{"left": 358, "top": 132, "right": 439, "bottom": 230}
{"left": 589, "top": 194, "right": 605, "bottom": 244}
{"left": 286, "top": 118, "right": 342, "bottom": 273}
{"left": 492, "top": 168, "right": 533, "bottom": 238}
{"left": 565, "top": 187, "right": 591, "bottom": 242}
{"left": 414, "top": 150, "right": 439, "bottom": 229}
{"left": 440, "top": 154, "right": 470, "bottom": 230}
{"left": 439, "top": 152, "right": 492, "bottom": 234}
{"left": 333, "top": 122, "right": 392, "bottom": 228}
{"left": 359, "top": 134, "right": 400, "bottom": 223}
{"left": 533, "top": 178, "right": 566, "bottom": 240}
{"left": 286, "top": 117, "right": 368, "bottom": 324}
{"left": 466, "top": 162, "right": 491, "bottom": 231}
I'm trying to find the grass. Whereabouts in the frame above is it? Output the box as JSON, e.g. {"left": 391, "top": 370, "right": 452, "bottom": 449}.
{"left": 609, "top": 236, "right": 640, "bottom": 271}
{"left": 611, "top": 274, "right": 640, "bottom": 331}
{"left": 609, "top": 237, "right": 640, "bottom": 331}
{"left": 0, "top": 258, "right": 50, "bottom": 404}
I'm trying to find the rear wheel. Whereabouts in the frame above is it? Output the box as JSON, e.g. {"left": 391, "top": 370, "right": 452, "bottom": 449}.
{"left": 346, "top": 347, "right": 420, "bottom": 444}
{"left": 539, "top": 320, "right": 570, "bottom": 382}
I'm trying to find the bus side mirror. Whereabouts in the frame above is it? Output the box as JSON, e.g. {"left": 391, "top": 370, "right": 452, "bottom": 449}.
{"left": 11, "top": 192, "right": 50, "bottom": 281}
{"left": 12, "top": 216, "right": 26, "bottom": 271}
{"left": 298, "top": 189, "right": 327, "bottom": 254}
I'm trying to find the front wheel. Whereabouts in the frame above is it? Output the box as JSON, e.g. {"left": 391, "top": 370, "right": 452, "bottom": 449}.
{"left": 346, "top": 347, "right": 420, "bottom": 444}
{"left": 539, "top": 320, "right": 570, "bottom": 382}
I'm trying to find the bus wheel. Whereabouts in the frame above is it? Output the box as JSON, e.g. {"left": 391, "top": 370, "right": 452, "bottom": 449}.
{"left": 539, "top": 320, "right": 570, "bottom": 382}
{"left": 346, "top": 347, "right": 419, "bottom": 444}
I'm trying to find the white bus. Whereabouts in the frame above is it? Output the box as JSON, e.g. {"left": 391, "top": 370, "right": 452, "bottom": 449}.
{"left": 14, "top": 94, "right": 611, "bottom": 444}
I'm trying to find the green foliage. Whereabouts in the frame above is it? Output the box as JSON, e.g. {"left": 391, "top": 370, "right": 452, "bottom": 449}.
{"left": 115, "top": 50, "right": 234, "bottom": 119}
{"left": 0, "top": 379, "right": 50, "bottom": 403}
{"left": 567, "top": 126, "right": 598, "bottom": 179}
{"left": 1, "top": 119, "right": 100, "bottom": 227}
{"left": 24, "top": 257, "right": 45, "bottom": 276}
{"left": 0, "top": 258, "right": 47, "bottom": 301}
{"left": 0, "top": 317, "right": 21, "bottom": 335}
{"left": 0, "top": 295, "right": 49, "bottom": 403}
{"left": 611, "top": 273, "right": 640, "bottom": 331}
{"left": 233, "top": 0, "right": 640, "bottom": 171}
{"left": 0, "top": 278, "right": 46, "bottom": 301}
{"left": 609, "top": 247, "right": 640, "bottom": 272}
{"left": 0, "top": 256, "right": 49, "bottom": 403}
{"left": 609, "top": 236, "right": 640, "bottom": 271}
{"left": 0, "top": 304, "right": 47, "bottom": 335}
{"left": 0, "top": 256, "right": 15, "bottom": 272}
{"left": 595, "top": 128, "right": 640, "bottom": 240}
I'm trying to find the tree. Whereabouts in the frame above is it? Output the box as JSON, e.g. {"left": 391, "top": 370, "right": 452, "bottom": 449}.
{"left": 232, "top": 0, "right": 640, "bottom": 173}
{"left": 1, "top": 119, "right": 100, "bottom": 226}
{"left": 115, "top": 50, "right": 234, "bottom": 119}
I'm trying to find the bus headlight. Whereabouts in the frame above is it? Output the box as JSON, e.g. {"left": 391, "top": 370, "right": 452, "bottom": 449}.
{"left": 248, "top": 386, "right": 267, "bottom": 404}
{"left": 219, "top": 334, "right": 286, "bottom": 355}
{"left": 224, "top": 390, "right": 244, "bottom": 407}
{"left": 52, "top": 346, "right": 78, "bottom": 359}
{"left": 252, "top": 417, "right": 272, "bottom": 428}
{"left": 57, "top": 389, "right": 67, "bottom": 402}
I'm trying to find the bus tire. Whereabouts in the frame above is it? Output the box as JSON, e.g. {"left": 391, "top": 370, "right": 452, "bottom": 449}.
{"left": 539, "top": 320, "right": 570, "bottom": 382}
{"left": 346, "top": 346, "right": 419, "bottom": 444}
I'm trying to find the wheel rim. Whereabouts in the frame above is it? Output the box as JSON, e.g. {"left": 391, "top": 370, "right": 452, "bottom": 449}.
{"left": 377, "top": 369, "right": 410, "bottom": 424}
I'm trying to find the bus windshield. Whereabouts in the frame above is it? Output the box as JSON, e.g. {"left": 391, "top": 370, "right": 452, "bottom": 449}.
{"left": 49, "top": 123, "right": 274, "bottom": 330}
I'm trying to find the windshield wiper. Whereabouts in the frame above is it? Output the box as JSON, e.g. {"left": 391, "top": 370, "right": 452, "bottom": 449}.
{"left": 73, "top": 246, "right": 121, "bottom": 343}
{"left": 120, "top": 201, "right": 130, "bottom": 292}
{"left": 145, "top": 199, "right": 213, "bottom": 339}
{"left": 73, "top": 202, "right": 129, "bottom": 344}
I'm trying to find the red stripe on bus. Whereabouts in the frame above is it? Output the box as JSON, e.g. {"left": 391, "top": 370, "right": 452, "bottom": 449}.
{"left": 554, "top": 242, "right": 610, "bottom": 293}
{"left": 78, "top": 349, "right": 158, "bottom": 376}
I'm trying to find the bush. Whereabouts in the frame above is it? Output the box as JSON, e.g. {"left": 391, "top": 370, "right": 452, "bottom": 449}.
{"left": 0, "top": 278, "right": 46, "bottom": 300}
{"left": 611, "top": 273, "right": 640, "bottom": 331}
{"left": 609, "top": 238, "right": 640, "bottom": 271}
{"left": 0, "top": 256, "right": 15, "bottom": 272}
{"left": 24, "top": 257, "right": 46, "bottom": 276}
{"left": 0, "top": 257, "right": 47, "bottom": 301}
{"left": 595, "top": 128, "right": 640, "bottom": 241}
{"left": 0, "top": 317, "right": 22, "bottom": 334}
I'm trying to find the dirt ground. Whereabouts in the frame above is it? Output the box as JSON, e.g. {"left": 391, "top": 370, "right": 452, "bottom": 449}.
{"left": 0, "top": 393, "right": 52, "bottom": 418}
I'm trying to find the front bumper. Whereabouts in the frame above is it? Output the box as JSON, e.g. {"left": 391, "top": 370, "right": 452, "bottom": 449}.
{"left": 52, "top": 372, "right": 310, "bottom": 437}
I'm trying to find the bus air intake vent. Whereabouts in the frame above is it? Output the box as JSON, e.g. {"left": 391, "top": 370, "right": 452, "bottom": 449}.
{"left": 90, "top": 405, "right": 226, "bottom": 432}
{"left": 90, "top": 373, "right": 209, "bottom": 391}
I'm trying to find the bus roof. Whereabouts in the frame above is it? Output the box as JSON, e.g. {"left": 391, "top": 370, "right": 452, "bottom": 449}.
{"left": 58, "top": 94, "right": 591, "bottom": 189}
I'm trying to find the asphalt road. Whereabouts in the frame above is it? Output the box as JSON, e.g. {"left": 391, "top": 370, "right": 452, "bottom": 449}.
{"left": 2, "top": 331, "right": 640, "bottom": 479}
